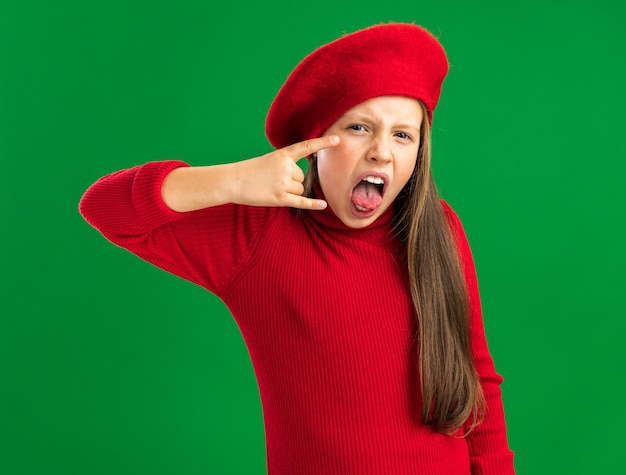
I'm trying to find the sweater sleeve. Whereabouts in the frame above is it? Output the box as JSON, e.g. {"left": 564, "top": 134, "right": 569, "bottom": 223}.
{"left": 79, "top": 160, "right": 274, "bottom": 296}
{"left": 441, "top": 201, "right": 516, "bottom": 475}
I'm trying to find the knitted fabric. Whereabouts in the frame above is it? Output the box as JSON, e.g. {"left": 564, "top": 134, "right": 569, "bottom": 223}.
{"left": 266, "top": 23, "right": 449, "bottom": 149}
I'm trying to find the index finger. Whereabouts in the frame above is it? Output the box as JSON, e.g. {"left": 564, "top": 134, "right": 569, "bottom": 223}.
{"left": 282, "top": 135, "right": 340, "bottom": 160}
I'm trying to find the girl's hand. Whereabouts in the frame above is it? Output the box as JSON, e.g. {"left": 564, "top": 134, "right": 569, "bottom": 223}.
{"left": 231, "top": 135, "right": 339, "bottom": 210}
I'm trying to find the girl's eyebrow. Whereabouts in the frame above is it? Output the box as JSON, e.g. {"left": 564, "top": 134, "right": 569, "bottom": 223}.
{"left": 341, "top": 113, "right": 421, "bottom": 131}
{"left": 393, "top": 122, "right": 421, "bottom": 132}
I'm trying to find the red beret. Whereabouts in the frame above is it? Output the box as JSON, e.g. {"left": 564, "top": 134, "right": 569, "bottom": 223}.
{"left": 265, "top": 22, "right": 449, "bottom": 149}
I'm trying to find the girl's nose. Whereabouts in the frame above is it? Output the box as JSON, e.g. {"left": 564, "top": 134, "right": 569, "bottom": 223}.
{"left": 368, "top": 136, "right": 393, "bottom": 163}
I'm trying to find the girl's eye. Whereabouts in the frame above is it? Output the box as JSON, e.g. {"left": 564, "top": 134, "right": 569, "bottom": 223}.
{"left": 395, "top": 132, "right": 411, "bottom": 141}
{"left": 348, "top": 124, "right": 366, "bottom": 132}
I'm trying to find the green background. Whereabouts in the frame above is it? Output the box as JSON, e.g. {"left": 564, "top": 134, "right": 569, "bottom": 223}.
{"left": 1, "top": 0, "right": 625, "bottom": 473}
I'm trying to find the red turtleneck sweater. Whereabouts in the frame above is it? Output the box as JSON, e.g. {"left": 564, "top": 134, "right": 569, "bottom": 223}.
{"left": 79, "top": 160, "right": 515, "bottom": 474}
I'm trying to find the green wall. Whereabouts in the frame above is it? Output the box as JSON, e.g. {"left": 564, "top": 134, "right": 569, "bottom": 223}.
{"left": 2, "top": 0, "right": 625, "bottom": 473}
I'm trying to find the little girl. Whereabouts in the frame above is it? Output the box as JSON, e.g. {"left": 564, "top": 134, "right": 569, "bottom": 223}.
{"left": 80, "top": 22, "right": 515, "bottom": 474}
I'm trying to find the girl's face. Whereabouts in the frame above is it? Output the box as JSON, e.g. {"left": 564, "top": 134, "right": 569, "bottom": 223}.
{"left": 317, "top": 95, "right": 423, "bottom": 228}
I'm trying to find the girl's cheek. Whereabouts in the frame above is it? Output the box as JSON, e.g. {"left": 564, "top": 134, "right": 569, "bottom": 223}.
{"left": 335, "top": 140, "right": 357, "bottom": 155}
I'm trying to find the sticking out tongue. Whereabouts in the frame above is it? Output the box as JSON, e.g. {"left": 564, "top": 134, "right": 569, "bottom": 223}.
{"left": 351, "top": 181, "right": 383, "bottom": 211}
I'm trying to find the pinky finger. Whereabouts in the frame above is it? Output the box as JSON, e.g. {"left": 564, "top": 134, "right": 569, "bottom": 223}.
{"left": 290, "top": 195, "right": 327, "bottom": 210}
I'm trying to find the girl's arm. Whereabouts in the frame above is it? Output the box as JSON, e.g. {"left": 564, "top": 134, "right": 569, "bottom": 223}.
{"left": 79, "top": 136, "right": 339, "bottom": 294}
{"left": 441, "top": 202, "right": 516, "bottom": 474}
{"left": 160, "top": 136, "right": 338, "bottom": 212}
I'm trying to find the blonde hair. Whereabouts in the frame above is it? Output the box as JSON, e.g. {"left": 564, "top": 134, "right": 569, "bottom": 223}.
{"left": 302, "top": 101, "right": 485, "bottom": 434}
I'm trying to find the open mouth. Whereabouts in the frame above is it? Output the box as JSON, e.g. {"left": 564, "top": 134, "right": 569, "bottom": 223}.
{"left": 351, "top": 175, "right": 385, "bottom": 213}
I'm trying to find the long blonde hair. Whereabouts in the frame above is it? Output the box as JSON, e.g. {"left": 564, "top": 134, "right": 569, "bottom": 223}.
{"left": 303, "top": 101, "right": 485, "bottom": 434}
